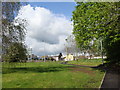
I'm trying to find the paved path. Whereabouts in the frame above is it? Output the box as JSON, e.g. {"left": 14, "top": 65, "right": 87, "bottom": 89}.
{"left": 61, "top": 61, "right": 120, "bottom": 89}
{"left": 100, "top": 70, "right": 120, "bottom": 89}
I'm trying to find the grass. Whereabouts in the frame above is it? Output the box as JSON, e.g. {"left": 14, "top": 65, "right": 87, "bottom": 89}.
{"left": 68, "top": 59, "right": 104, "bottom": 66}
{"left": 2, "top": 61, "right": 105, "bottom": 88}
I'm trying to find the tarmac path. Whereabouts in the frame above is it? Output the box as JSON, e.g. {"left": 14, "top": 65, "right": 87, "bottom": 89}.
{"left": 100, "top": 70, "right": 120, "bottom": 89}
{"left": 61, "top": 61, "right": 120, "bottom": 89}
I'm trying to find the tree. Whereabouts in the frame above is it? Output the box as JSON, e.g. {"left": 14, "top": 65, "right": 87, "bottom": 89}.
{"left": 72, "top": 2, "right": 120, "bottom": 63}
{"left": 65, "top": 35, "right": 78, "bottom": 54}
{"left": 3, "top": 42, "right": 27, "bottom": 63}
{"left": 2, "top": 1, "right": 28, "bottom": 63}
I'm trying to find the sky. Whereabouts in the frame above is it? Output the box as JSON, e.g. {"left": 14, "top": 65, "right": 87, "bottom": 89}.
{"left": 15, "top": 2, "right": 76, "bottom": 56}
{"left": 28, "top": 2, "right": 76, "bottom": 19}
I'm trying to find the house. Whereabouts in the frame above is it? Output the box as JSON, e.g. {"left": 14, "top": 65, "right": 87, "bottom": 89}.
{"left": 64, "top": 54, "right": 74, "bottom": 61}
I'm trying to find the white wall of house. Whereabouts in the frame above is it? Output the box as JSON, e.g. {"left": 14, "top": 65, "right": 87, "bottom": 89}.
{"left": 52, "top": 56, "right": 59, "bottom": 61}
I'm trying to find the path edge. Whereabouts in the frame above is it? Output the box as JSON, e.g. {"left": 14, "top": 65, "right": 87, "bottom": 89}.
{"left": 99, "top": 71, "right": 106, "bottom": 89}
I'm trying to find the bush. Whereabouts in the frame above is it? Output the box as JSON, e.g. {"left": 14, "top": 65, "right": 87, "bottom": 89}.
{"left": 3, "top": 42, "right": 27, "bottom": 63}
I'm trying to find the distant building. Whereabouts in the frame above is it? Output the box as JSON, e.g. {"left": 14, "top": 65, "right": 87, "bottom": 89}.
{"left": 64, "top": 54, "right": 74, "bottom": 61}
{"left": 52, "top": 56, "right": 59, "bottom": 61}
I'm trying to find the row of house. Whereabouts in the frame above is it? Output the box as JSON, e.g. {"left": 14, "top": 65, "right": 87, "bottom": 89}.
{"left": 27, "top": 53, "right": 106, "bottom": 62}
{"left": 27, "top": 53, "right": 74, "bottom": 61}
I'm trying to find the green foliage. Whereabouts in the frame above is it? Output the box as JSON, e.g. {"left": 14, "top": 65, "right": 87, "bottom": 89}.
{"left": 104, "top": 37, "right": 120, "bottom": 63}
{"left": 3, "top": 42, "right": 27, "bottom": 62}
{"left": 72, "top": 2, "right": 120, "bottom": 63}
{"left": 2, "top": 2, "right": 28, "bottom": 62}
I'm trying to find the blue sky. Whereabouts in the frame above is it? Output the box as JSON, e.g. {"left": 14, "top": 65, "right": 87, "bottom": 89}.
{"left": 28, "top": 2, "right": 76, "bottom": 19}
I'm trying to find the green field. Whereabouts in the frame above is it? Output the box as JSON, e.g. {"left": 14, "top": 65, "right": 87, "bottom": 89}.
{"left": 2, "top": 61, "right": 105, "bottom": 88}
{"left": 68, "top": 59, "right": 104, "bottom": 66}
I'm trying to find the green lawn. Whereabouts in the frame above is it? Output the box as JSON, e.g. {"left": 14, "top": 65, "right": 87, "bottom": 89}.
{"left": 68, "top": 59, "right": 104, "bottom": 66}
{"left": 2, "top": 61, "right": 105, "bottom": 88}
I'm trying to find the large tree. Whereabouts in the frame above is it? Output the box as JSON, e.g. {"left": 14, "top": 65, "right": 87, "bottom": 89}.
{"left": 2, "top": 1, "right": 27, "bottom": 62}
{"left": 72, "top": 2, "right": 120, "bottom": 63}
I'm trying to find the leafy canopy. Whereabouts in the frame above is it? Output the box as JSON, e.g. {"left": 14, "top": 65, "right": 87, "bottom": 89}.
{"left": 72, "top": 2, "right": 120, "bottom": 63}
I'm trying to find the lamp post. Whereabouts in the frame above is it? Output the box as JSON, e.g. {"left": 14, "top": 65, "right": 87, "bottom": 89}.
{"left": 100, "top": 40, "right": 104, "bottom": 64}
{"left": 65, "top": 39, "right": 68, "bottom": 55}
{"left": 42, "top": 40, "right": 46, "bottom": 62}
{"left": 30, "top": 47, "right": 32, "bottom": 61}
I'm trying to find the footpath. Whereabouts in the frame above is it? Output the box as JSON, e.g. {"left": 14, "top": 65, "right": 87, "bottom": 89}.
{"left": 61, "top": 61, "right": 120, "bottom": 89}
{"left": 100, "top": 70, "right": 120, "bottom": 89}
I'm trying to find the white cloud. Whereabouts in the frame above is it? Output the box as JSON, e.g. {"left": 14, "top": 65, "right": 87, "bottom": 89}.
{"left": 15, "top": 4, "right": 73, "bottom": 56}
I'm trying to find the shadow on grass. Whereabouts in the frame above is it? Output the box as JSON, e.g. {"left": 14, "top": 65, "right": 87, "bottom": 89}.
{"left": 92, "top": 62, "right": 120, "bottom": 74}
{"left": 62, "top": 61, "right": 106, "bottom": 72}
{"left": 91, "top": 64, "right": 106, "bottom": 73}
{"left": 2, "top": 65, "right": 73, "bottom": 74}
